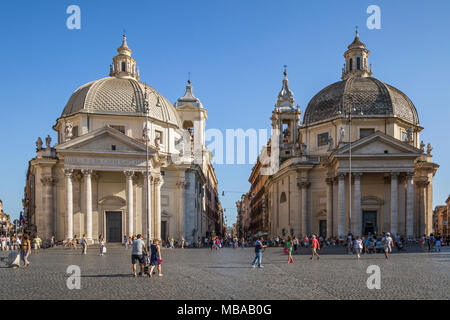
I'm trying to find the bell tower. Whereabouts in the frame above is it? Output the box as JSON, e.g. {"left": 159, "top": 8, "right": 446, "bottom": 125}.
{"left": 270, "top": 67, "right": 301, "bottom": 160}
{"left": 341, "top": 29, "right": 373, "bottom": 80}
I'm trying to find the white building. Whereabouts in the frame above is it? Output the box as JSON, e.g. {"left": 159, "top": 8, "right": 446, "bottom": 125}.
{"left": 23, "top": 35, "right": 219, "bottom": 244}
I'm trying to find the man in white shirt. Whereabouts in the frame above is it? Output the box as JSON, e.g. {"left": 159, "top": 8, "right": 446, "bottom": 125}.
{"left": 382, "top": 232, "right": 393, "bottom": 259}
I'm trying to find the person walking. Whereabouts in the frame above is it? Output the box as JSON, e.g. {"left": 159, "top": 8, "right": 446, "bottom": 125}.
{"left": 131, "top": 234, "right": 147, "bottom": 277}
{"left": 382, "top": 232, "right": 393, "bottom": 259}
{"left": 310, "top": 234, "right": 320, "bottom": 260}
{"left": 354, "top": 236, "right": 363, "bottom": 259}
{"left": 124, "top": 235, "right": 128, "bottom": 249}
{"left": 251, "top": 237, "right": 267, "bottom": 268}
{"left": 99, "top": 235, "right": 105, "bottom": 256}
{"left": 80, "top": 234, "right": 87, "bottom": 255}
{"left": 286, "top": 236, "right": 294, "bottom": 264}
{"left": 32, "top": 234, "right": 41, "bottom": 253}
{"left": 73, "top": 235, "right": 78, "bottom": 250}
{"left": 20, "top": 234, "right": 31, "bottom": 268}
{"left": 181, "top": 236, "right": 185, "bottom": 249}
{"left": 149, "top": 239, "right": 163, "bottom": 277}
{"left": 293, "top": 236, "right": 298, "bottom": 252}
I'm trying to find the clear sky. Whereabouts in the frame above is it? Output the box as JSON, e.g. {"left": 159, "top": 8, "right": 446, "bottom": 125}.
{"left": 0, "top": 0, "right": 449, "bottom": 226}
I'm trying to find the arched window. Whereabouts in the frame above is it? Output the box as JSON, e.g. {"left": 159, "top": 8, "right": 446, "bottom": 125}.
{"left": 349, "top": 58, "right": 353, "bottom": 71}
{"left": 280, "top": 192, "right": 287, "bottom": 203}
{"left": 122, "top": 62, "right": 126, "bottom": 72}
{"left": 357, "top": 57, "right": 361, "bottom": 70}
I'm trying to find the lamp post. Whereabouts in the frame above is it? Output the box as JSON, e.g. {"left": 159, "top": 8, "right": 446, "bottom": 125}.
{"left": 143, "top": 85, "right": 152, "bottom": 247}
{"left": 338, "top": 102, "right": 363, "bottom": 235}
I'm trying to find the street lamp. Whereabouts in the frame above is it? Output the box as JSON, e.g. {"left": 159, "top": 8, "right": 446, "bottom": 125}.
{"left": 143, "top": 85, "right": 152, "bottom": 247}
{"left": 337, "top": 102, "right": 363, "bottom": 235}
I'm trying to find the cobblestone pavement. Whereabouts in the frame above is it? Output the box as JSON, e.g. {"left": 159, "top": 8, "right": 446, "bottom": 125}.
{"left": 0, "top": 245, "right": 448, "bottom": 300}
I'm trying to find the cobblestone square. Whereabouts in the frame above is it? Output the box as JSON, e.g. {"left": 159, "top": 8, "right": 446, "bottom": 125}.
{"left": 0, "top": 246, "right": 448, "bottom": 300}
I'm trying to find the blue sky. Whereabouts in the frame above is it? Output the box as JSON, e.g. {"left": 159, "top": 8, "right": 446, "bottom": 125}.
{"left": 0, "top": 0, "right": 449, "bottom": 226}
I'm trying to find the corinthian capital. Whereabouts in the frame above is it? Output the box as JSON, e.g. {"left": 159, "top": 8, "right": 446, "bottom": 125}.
{"left": 41, "top": 176, "right": 58, "bottom": 186}
{"left": 124, "top": 170, "right": 135, "bottom": 179}
{"left": 63, "top": 168, "right": 73, "bottom": 178}
{"left": 81, "top": 169, "right": 93, "bottom": 176}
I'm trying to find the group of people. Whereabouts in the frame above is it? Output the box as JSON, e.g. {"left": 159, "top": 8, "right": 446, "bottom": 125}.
{"left": 130, "top": 235, "right": 163, "bottom": 278}
{"left": 1, "top": 234, "right": 43, "bottom": 253}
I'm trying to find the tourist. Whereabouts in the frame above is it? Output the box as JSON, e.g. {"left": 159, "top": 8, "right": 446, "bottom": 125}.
{"left": 80, "top": 234, "right": 87, "bottom": 255}
{"left": 382, "top": 232, "right": 393, "bottom": 259}
{"left": 73, "top": 235, "right": 78, "bottom": 250}
{"left": 181, "top": 236, "right": 185, "bottom": 249}
{"left": 32, "top": 234, "right": 41, "bottom": 253}
{"left": 310, "top": 234, "right": 320, "bottom": 260}
{"left": 303, "top": 235, "right": 309, "bottom": 248}
{"left": 20, "top": 234, "right": 31, "bottom": 268}
{"left": 131, "top": 234, "right": 147, "bottom": 277}
{"left": 124, "top": 235, "right": 128, "bottom": 249}
{"left": 364, "top": 236, "right": 370, "bottom": 254}
{"left": 149, "top": 239, "right": 163, "bottom": 277}
{"left": 286, "top": 236, "right": 294, "bottom": 264}
{"left": 169, "top": 237, "right": 174, "bottom": 249}
{"left": 347, "top": 233, "right": 353, "bottom": 254}
{"left": 50, "top": 235, "right": 55, "bottom": 247}
{"left": 1, "top": 235, "right": 6, "bottom": 251}
{"left": 99, "top": 234, "right": 105, "bottom": 256}
{"left": 435, "top": 235, "right": 442, "bottom": 252}
{"left": 354, "top": 236, "right": 363, "bottom": 259}
{"left": 251, "top": 237, "right": 267, "bottom": 268}
{"left": 293, "top": 236, "right": 298, "bottom": 252}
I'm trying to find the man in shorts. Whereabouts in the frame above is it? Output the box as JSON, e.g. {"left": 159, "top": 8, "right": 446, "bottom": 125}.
{"left": 131, "top": 234, "right": 147, "bottom": 277}
{"left": 382, "top": 232, "right": 393, "bottom": 259}
{"left": 310, "top": 234, "right": 320, "bottom": 260}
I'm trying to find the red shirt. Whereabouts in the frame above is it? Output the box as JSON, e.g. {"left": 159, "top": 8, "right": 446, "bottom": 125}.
{"left": 311, "top": 238, "right": 319, "bottom": 249}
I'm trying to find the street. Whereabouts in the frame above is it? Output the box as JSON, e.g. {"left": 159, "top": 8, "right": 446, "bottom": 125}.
{"left": 0, "top": 246, "right": 448, "bottom": 300}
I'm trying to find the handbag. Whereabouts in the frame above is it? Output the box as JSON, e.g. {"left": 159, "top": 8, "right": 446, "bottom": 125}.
{"left": 102, "top": 247, "right": 107, "bottom": 253}
{"left": 157, "top": 258, "right": 163, "bottom": 263}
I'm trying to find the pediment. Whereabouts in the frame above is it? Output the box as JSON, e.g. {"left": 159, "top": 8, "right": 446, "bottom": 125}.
{"left": 335, "top": 131, "right": 421, "bottom": 156}
{"left": 56, "top": 126, "right": 155, "bottom": 154}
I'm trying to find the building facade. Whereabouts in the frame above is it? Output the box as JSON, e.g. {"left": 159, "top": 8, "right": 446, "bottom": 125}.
{"left": 433, "top": 196, "right": 449, "bottom": 237}
{"left": 250, "top": 32, "right": 439, "bottom": 239}
{"left": 22, "top": 35, "right": 222, "bottom": 244}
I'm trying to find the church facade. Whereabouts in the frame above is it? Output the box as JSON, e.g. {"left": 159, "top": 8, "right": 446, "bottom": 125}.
{"left": 23, "top": 35, "right": 222, "bottom": 244}
{"left": 245, "top": 32, "right": 439, "bottom": 239}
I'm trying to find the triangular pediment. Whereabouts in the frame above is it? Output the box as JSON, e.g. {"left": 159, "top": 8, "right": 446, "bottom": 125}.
{"left": 55, "top": 126, "right": 156, "bottom": 154}
{"left": 335, "top": 131, "right": 422, "bottom": 156}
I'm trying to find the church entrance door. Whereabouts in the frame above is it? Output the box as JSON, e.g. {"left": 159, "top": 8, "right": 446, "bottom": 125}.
{"left": 362, "top": 211, "right": 377, "bottom": 235}
{"left": 106, "top": 211, "right": 122, "bottom": 243}
{"left": 319, "top": 220, "right": 327, "bottom": 238}
{"left": 161, "top": 221, "right": 167, "bottom": 241}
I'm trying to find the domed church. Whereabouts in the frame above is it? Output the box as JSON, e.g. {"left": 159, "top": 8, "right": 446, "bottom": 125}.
{"left": 23, "top": 35, "right": 222, "bottom": 244}
{"left": 262, "top": 31, "right": 439, "bottom": 239}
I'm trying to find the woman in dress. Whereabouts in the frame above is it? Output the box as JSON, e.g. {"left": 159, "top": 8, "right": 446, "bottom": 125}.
{"left": 149, "top": 239, "right": 163, "bottom": 277}
{"left": 98, "top": 234, "right": 105, "bottom": 256}
{"left": 286, "top": 236, "right": 294, "bottom": 264}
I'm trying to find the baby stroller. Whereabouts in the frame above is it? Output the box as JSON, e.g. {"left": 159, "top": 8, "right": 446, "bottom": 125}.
{"left": 142, "top": 252, "right": 151, "bottom": 277}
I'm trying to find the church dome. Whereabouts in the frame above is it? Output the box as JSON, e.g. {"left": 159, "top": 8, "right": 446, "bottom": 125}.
{"left": 303, "top": 31, "right": 419, "bottom": 126}
{"left": 303, "top": 76, "right": 419, "bottom": 126}
{"left": 61, "top": 76, "right": 181, "bottom": 127}
{"left": 60, "top": 34, "right": 181, "bottom": 127}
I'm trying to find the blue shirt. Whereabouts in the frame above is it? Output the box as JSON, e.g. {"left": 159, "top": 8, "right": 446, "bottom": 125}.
{"left": 254, "top": 240, "right": 263, "bottom": 253}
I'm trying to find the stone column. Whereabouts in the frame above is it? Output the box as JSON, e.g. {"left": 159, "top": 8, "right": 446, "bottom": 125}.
{"left": 417, "top": 180, "right": 429, "bottom": 236}
{"left": 406, "top": 173, "right": 414, "bottom": 237}
{"left": 143, "top": 172, "right": 153, "bottom": 243}
{"left": 337, "top": 173, "right": 346, "bottom": 237}
{"left": 81, "top": 169, "right": 93, "bottom": 242}
{"left": 124, "top": 171, "right": 134, "bottom": 238}
{"left": 353, "top": 173, "right": 362, "bottom": 236}
{"left": 64, "top": 169, "right": 74, "bottom": 240}
{"left": 390, "top": 172, "right": 399, "bottom": 235}
{"left": 154, "top": 175, "right": 164, "bottom": 241}
{"left": 177, "top": 175, "right": 186, "bottom": 240}
{"left": 299, "top": 181, "right": 310, "bottom": 236}
{"left": 332, "top": 178, "right": 338, "bottom": 236}
{"left": 326, "top": 178, "right": 333, "bottom": 239}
